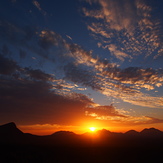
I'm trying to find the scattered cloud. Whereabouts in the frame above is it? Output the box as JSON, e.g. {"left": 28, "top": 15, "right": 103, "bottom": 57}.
{"left": 64, "top": 63, "right": 101, "bottom": 91}
{"left": 0, "top": 0, "right": 163, "bottom": 130}
{"left": 32, "top": 0, "right": 47, "bottom": 16}
{"left": 36, "top": 29, "right": 163, "bottom": 108}
{"left": 66, "top": 35, "right": 72, "bottom": 40}
{"left": 85, "top": 105, "right": 163, "bottom": 125}
{"left": 24, "top": 67, "right": 54, "bottom": 82}
{"left": 0, "top": 0, "right": 163, "bottom": 133}
{"left": 107, "top": 44, "right": 132, "bottom": 61}
{"left": 83, "top": 0, "right": 163, "bottom": 60}
{"left": 0, "top": 21, "right": 163, "bottom": 109}
{"left": 85, "top": 104, "right": 126, "bottom": 118}
{"left": 38, "top": 30, "right": 65, "bottom": 50}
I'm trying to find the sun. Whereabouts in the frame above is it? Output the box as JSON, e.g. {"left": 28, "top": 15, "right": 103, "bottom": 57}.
{"left": 89, "top": 127, "right": 96, "bottom": 132}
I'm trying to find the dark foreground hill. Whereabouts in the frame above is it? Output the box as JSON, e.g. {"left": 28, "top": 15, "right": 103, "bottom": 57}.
{"left": 0, "top": 122, "right": 163, "bottom": 163}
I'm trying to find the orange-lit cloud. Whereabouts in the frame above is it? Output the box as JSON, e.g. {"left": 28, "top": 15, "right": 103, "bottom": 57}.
{"left": 0, "top": 0, "right": 163, "bottom": 133}
{"left": 0, "top": 22, "right": 162, "bottom": 110}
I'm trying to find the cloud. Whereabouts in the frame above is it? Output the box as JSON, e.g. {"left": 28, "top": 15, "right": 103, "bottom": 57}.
{"left": 99, "top": 0, "right": 138, "bottom": 31}
{"left": 0, "top": 54, "right": 19, "bottom": 75}
{"left": 143, "top": 116, "right": 163, "bottom": 124}
{"left": 0, "top": 75, "right": 94, "bottom": 125}
{"left": 41, "top": 29, "right": 163, "bottom": 108}
{"left": 83, "top": 0, "right": 163, "bottom": 60}
{"left": 24, "top": 67, "right": 54, "bottom": 82}
{"left": 123, "top": 116, "right": 163, "bottom": 125}
{"left": 38, "top": 30, "right": 98, "bottom": 66}
{"left": 85, "top": 104, "right": 163, "bottom": 125}
{"left": 107, "top": 44, "right": 132, "bottom": 61}
{"left": 0, "top": 15, "right": 162, "bottom": 110}
{"left": 85, "top": 104, "right": 126, "bottom": 118}
{"left": 52, "top": 79, "right": 87, "bottom": 93}
{"left": 121, "top": 95, "right": 163, "bottom": 109}
{"left": 104, "top": 67, "right": 163, "bottom": 90}
{"left": 38, "top": 30, "right": 66, "bottom": 50}
{"left": 64, "top": 63, "right": 101, "bottom": 91}
{"left": 29, "top": 29, "right": 163, "bottom": 108}
{"left": 64, "top": 43, "right": 98, "bottom": 66}
{"left": 0, "top": 22, "right": 62, "bottom": 66}
{"left": 0, "top": 54, "right": 94, "bottom": 125}
{"left": 32, "top": 0, "right": 47, "bottom": 15}
{"left": 66, "top": 35, "right": 72, "bottom": 40}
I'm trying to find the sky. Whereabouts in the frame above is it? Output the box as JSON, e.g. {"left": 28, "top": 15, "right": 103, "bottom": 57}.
{"left": 0, "top": 0, "right": 163, "bottom": 135}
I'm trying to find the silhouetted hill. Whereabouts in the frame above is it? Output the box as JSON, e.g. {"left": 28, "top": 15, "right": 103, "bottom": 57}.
{"left": 0, "top": 122, "right": 24, "bottom": 144}
{"left": 0, "top": 122, "right": 163, "bottom": 163}
{"left": 0, "top": 122, "right": 23, "bottom": 135}
{"left": 140, "top": 128, "right": 163, "bottom": 137}
{"left": 125, "top": 129, "right": 139, "bottom": 135}
{"left": 0, "top": 122, "right": 163, "bottom": 146}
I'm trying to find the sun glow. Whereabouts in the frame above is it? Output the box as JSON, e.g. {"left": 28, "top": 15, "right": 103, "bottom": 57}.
{"left": 89, "top": 127, "right": 96, "bottom": 132}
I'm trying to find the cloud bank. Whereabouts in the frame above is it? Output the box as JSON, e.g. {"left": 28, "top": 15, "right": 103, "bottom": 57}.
{"left": 0, "top": 0, "right": 163, "bottom": 128}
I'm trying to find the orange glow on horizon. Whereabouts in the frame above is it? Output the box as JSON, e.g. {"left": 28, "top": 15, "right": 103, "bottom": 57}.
{"left": 18, "top": 122, "right": 163, "bottom": 136}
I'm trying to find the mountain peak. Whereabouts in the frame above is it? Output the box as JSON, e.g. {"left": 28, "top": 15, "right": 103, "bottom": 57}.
{"left": 0, "top": 122, "right": 23, "bottom": 135}
{"left": 97, "top": 129, "right": 112, "bottom": 134}
{"left": 140, "top": 128, "right": 162, "bottom": 136}
{"left": 1, "top": 122, "right": 17, "bottom": 128}
{"left": 125, "top": 130, "right": 139, "bottom": 135}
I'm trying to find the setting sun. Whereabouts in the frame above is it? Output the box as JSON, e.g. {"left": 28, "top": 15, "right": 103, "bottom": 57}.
{"left": 89, "top": 127, "right": 96, "bottom": 132}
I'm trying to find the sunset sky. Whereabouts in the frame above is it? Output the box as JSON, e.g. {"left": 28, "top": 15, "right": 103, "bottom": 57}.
{"left": 0, "top": 0, "right": 163, "bottom": 135}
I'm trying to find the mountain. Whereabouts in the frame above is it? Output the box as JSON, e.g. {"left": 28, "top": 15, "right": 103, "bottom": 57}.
{"left": 0, "top": 122, "right": 24, "bottom": 144}
{"left": 0, "top": 123, "right": 163, "bottom": 163}
{"left": 125, "top": 130, "right": 139, "bottom": 135}
{"left": 0, "top": 122, "right": 23, "bottom": 134}
{"left": 0, "top": 122, "right": 163, "bottom": 146}
{"left": 140, "top": 128, "right": 163, "bottom": 137}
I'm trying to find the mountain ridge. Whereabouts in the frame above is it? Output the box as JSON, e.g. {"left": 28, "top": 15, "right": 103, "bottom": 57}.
{"left": 0, "top": 122, "right": 163, "bottom": 163}
{"left": 0, "top": 122, "right": 163, "bottom": 147}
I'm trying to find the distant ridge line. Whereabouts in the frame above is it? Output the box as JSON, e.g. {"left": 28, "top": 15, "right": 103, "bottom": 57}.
{"left": 0, "top": 122, "right": 163, "bottom": 136}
